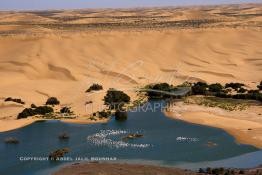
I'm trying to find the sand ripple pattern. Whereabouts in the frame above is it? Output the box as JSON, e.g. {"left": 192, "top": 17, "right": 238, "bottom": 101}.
{"left": 87, "top": 130, "right": 152, "bottom": 149}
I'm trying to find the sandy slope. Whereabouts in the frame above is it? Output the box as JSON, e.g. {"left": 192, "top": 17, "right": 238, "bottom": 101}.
{"left": 0, "top": 4, "right": 261, "bottom": 136}
{"left": 165, "top": 102, "right": 262, "bottom": 148}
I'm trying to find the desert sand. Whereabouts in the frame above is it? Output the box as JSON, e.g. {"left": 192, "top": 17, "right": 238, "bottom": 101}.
{"left": 165, "top": 101, "right": 262, "bottom": 148}
{"left": 0, "top": 3, "right": 261, "bottom": 144}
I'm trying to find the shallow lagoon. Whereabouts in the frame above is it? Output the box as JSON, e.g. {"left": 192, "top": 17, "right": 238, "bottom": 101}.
{"left": 0, "top": 101, "right": 259, "bottom": 175}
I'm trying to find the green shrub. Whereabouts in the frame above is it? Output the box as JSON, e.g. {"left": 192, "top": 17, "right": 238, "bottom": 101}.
{"left": 17, "top": 106, "right": 53, "bottom": 119}
{"left": 225, "top": 82, "right": 244, "bottom": 90}
{"left": 5, "top": 97, "right": 25, "bottom": 104}
{"left": 104, "top": 89, "right": 130, "bottom": 109}
{"left": 98, "top": 110, "right": 111, "bottom": 118}
{"left": 86, "top": 83, "right": 103, "bottom": 92}
{"left": 208, "top": 83, "right": 223, "bottom": 93}
{"left": 31, "top": 104, "right": 37, "bottom": 108}
{"left": 60, "top": 107, "right": 71, "bottom": 113}
{"left": 192, "top": 82, "right": 208, "bottom": 95}
{"left": 145, "top": 83, "right": 175, "bottom": 99}
{"left": 46, "top": 97, "right": 60, "bottom": 105}
{"left": 237, "top": 87, "right": 247, "bottom": 93}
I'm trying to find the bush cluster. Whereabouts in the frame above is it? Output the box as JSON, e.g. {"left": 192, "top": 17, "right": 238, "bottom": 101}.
{"left": 144, "top": 83, "right": 177, "bottom": 99}
{"left": 4, "top": 97, "right": 25, "bottom": 104}
{"left": 46, "top": 97, "right": 60, "bottom": 105}
{"left": 60, "top": 107, "right": 71, "bottom": 113}
{"left": 17, "top": 106, "right": 54, "bottom": 119}
{"left": 86, "top": 83, "right": 103, "bottom": 92}
{"left": 208, "top": 83, "right": 223, "bottom": 93}
{"left": 191, "top": 81, "right": 262, "bottom": 102}
{"left": 104, "top": 89, "right": 130, "bottom": 109}
{"left": 191, "top": 82, "right": 208, "bottom": 95}
{"left": 215, "top": 91, "right": 262, "bottom": 102}
{"left": 225, "top": 82, "right": 244, "bottom": 90}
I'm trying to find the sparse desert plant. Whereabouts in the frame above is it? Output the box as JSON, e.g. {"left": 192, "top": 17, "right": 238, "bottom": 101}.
{"left": 237, "top": 87, "right": 247, "bottom": 93}
{"left": 46, "top": 97, "right": 60, "bottom": 105}
{"left": 86, "top": 83, "right": 103, "bottom": 92}
{"left": 60, "top": 106, "right": 71, "bottom": 113}
{"left": 4, "top": 97, "right": 25, "bottom": 104}
{"left": 85, "top": 101, "right": 93, "bottom": 105}
{"left": 31, "top": 104, "right": 37, "bottom": 108}
{"left": 98, "top": 110, "right": 111, "bottom": 118}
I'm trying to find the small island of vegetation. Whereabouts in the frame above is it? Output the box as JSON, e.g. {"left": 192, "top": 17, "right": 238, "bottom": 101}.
{"left": 86, "top": 83, "right": 103, "bottom": 93}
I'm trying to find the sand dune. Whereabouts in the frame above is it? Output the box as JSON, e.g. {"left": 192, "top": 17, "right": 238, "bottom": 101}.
{"left": 0, "top": 4, "right": 261, "bottom": 133}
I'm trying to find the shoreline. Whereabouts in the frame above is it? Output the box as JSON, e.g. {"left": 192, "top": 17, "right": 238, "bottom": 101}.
{"left": 52, "top": 162, "right": 198, "bottom": 175}
{"left": 53, "top": 162, "right": 262, "bottom": 175}
{"left": 165, "top": 102, "right": 262, "bottom": 149}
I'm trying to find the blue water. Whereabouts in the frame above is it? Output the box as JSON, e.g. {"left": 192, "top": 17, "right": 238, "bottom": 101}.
{"left": 0, "top": 101, "right": 259, "bottom": 175}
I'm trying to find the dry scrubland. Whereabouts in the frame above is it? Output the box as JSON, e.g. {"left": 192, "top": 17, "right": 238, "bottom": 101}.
{"left": 0, "top": 4, "right": 262, "bottom": 138}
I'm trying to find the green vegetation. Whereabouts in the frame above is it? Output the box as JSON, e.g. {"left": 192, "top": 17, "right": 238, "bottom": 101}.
{"left": 46, "top": 97, "right": 60, "bottom": 105}
{"left": 17, "top": 106, "right": 54, "bottom": 119}
{"left": 92, "top": 110, "right": 111, "bottom": 119}
{"left": 60, "top": 106, "right": 71, "bottom": 114}
{"left": 185, "top": 96, "right": 252, "bottom": 111}
{"left": 4, "top": 137, "right": 19, "bottom": 144}
{"left": 4, "top": 97, "right": 25, "bottom": 104}
{"left": 225, "top": 82, "right": 244, "bottom": 90}
{"left": 48, "top": 148, "right": 70, "bottom": 161}
{"left": 31, "top": 104, "right": 37, "bottom": 108}
{"left": 237, "top": 87, "right": 247, "bottom": 93}
{"left": 86, "top": 83, "right": 103, "bottom": 92}
{"left": 190, "top": 81, "right": 262, "bottom": 103}
{"left": 191, "top": 82, "right": 208, "bottom": 95}
{"left": 143, "top": 83, "right": 177, "bottom": 99}
{"left": 98, "top": 110, "right": 111, "bottom": 118}
{"left": 208, "top": 83, "right": 223, "bottom": 93}
{"left": 104, "top": 89, "right": 130, "bottom": 109}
